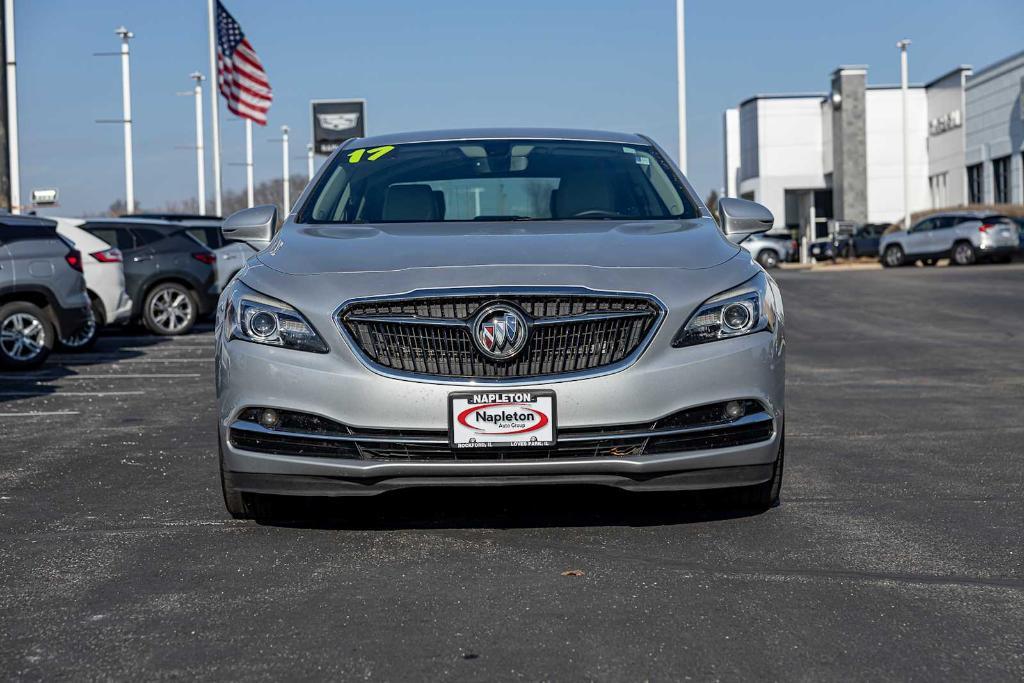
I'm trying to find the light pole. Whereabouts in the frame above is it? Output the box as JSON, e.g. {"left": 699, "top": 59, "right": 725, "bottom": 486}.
{"left": 897, "top": 39, "right": 911, "bottom": 229}
{"left": 306, "top": 143, "right": 314, "bottom": 181}
{"left": 116, "top": 26, "right": 135, "bottom": 214}
{"left": 675, "top": 0, "right": 687, "bottom": 173}
{"left": 280, "top": 125, "right": 289, "bottom": 213}
{"left": 4, "top": 0, "right": 21, "bottom": 214}
{"left": 190, "top": 72, "right": 206, "bottom": 216}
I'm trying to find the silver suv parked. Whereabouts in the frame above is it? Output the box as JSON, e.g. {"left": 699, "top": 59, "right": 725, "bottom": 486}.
{"left": 0, "top": 215, "right": 92, "bottom": 368}
{"left": 880, "top": 211, "right": 1020, "bottom": 267}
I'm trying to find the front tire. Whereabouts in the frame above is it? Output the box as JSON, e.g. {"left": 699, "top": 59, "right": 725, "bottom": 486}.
{"left": 143, "top": 282, "right": 197, "bottom": 336}
{"left": 757, "top": 249, "right": 780, "bottom": 269}
{"left": 0, "top": 301, "right": 55, "bottom": 369}
{"left": 726, "top": 436, "right": 785, "bottom": 510}
{"left": 882, "top": 244, "right": 905, "bottom": 268}
{"left": 951, "top": 241, "right": 976, "bottom": 266}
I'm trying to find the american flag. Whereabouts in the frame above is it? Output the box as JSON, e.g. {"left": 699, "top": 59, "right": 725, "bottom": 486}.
{"left": 215, "top": 1, "right": 272, "bottom": 125}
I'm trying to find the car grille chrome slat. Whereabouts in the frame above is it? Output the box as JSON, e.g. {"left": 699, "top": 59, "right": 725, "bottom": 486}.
{"left": 338, "top": 291, "right": 663, "bottom": 380}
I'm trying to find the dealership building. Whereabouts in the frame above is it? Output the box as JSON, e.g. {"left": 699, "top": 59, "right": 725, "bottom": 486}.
{"left": 723, "top": 50, "right": 1024, "bottom": 236}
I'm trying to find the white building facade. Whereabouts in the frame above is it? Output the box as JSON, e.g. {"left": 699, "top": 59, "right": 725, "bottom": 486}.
{"left": 964, "top": 50, "right": 1024, "bottom": 206}
{"left": 724, "top": 62, "right": 984, "bottom": 236}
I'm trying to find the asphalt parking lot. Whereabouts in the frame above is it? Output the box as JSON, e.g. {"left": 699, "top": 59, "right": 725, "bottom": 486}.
{"left": 2, "top": 263, "right": 1023, "bottom": 679}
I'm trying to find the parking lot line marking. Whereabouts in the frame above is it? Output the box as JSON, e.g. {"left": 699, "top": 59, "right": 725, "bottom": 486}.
{"left": 0, "top": 373, "right": 202, "bottom": 380}
{"left": 55, "top": 358, "right": 214, "bottom": 365}
{"left": 0, "top": 410, "right": 80, "bottom": 417}
{"left": 0, "top": 391, "right": 146, "bottom": 397}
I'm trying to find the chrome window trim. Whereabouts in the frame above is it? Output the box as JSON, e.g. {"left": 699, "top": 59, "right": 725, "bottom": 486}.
{"left": 332, "top": 286, "right": 667, "bottom": 386}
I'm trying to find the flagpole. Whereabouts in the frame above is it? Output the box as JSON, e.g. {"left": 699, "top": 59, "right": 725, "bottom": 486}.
{"left": 4, "top": 0, "right": 22, "bottom": 214}
{"left": 306, "top": 143, "right": 314, "bottom": 181}
{"left": 206, "top": 0, "right": 223, "bottom": 216}
{"left": 280, "top": 125, "right": 289, "bottom": 213}
{"left": 245, "top": 118, "right": 254, "bottom": 207}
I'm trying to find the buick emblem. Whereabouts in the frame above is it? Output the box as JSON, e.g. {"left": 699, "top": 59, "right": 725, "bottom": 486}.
{"left": 473, "top": 304, "right": 529, "bottom": 360}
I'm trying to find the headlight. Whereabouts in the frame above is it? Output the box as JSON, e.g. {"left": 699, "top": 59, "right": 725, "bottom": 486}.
{"left": 226, "top": 281, "right": 328, "bottom": 353}
{"left": 672, "top": 271, "right": 775, "bottom": 347}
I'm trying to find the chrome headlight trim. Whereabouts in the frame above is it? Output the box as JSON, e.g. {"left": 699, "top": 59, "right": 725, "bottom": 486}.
{"left": 227, "top": 281, "right": 329, "bottom": 354}
{"left": 672, "top": 271, "right": 774, "bottom": 347}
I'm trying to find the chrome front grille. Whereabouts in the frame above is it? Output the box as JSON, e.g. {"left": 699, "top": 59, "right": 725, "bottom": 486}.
{"left": 337, "top": 290, "right": 663, "bottom": 379}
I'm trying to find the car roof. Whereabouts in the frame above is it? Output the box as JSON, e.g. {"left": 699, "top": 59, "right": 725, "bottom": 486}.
{"left": 0, "top": 214, "right": 58, "bottom": 229}
{"left": 349, "top": 127, "right": 652, "bottom": 149}
{"left": 79, "top": 217, "right": 190, "bottom": 231}
{"left": 128, "top": 213, "right": 224, "bottom": 222}
{"left": 924, "top": 210, "right": 999, "bottom": 219}
{"left": 50, "top": 218, "right": 118, "bottom": 251}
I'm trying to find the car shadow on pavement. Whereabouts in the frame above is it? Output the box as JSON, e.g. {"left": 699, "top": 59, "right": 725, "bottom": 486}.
{"left": 252, "top": 486, "right": 769, "bottom": 530}
{"left": 0, "top": 329, "right": 177, "bottom": 406}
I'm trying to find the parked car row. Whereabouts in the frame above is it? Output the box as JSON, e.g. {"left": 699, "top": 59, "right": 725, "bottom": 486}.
{"left": 741, "top": 233, "right": 798, "bottom": 269}
{"left": 879, "top": 211, "right": 1020, "bottom": 267}
{"left": 810, "top": 224, "right": 887, "bottom": 261}
{"left": 0, "top": 213, "right": 254, "bottom": 368}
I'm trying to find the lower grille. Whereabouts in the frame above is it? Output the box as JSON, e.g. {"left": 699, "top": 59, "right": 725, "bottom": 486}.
{"left": 228, "top": 401, "right": 774, "bottom": 462}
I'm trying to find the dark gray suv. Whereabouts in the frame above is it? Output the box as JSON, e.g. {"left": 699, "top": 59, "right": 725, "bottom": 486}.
{"left": 80, "top": 219, "right": 219, "bottom": 335}
{"left": 0, "top": 215, "right": 92, "bottom": 368}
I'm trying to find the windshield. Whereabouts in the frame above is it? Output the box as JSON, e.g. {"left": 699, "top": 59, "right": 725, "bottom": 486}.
{"left": 300, "top": 139, "right": 698, "bottom": 224}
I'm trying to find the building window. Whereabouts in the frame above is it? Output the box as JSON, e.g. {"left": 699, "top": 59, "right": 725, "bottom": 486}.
{"left": 929, "top": 173, "right": 949, "bottom": 209}
{"left": 993, "top": 156, "right": 1011, "bottom": 204}
{"left": 967, "top": 164, "right": 983, "bottom": 204}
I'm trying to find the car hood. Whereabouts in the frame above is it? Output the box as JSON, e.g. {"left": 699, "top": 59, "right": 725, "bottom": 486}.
{"left": 256, "top": 218, "right": 740, "bottom": 275}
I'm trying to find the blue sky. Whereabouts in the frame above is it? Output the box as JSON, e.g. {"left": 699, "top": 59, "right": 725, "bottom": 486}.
{"left": 16, "top": 0, "right": 1024, "bottom": 215}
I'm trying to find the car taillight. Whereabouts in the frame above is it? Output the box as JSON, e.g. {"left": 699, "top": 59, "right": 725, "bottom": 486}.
{"left": 90, "top": 248, "right": 123, "bottom": 263}
{"left": 192, "top": 252, "right": 216, "bottom": 265}
{"left": 978, "top": 223, "right": 994, "bottom": 233}
{"left": 65, "top": 250, "right": 83, "bottom": 272}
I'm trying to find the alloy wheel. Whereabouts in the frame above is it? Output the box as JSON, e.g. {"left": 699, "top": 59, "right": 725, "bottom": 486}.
{"left": 953, "top": 243, "right": 975, "bottom": 266}
{"left": 884, "top": 246, "right": 903, "bottom": 267}
{"left": 60, "top": 316, "right": 97, "bottom": 349}
{"left": 1, "top": 312, "right": 47, "bottom": 361}
{"left": 149, "top": 288, "right": 194, "bottom": 333}
{"left": 759, "top": 250, "right": 779, "bottom": 269}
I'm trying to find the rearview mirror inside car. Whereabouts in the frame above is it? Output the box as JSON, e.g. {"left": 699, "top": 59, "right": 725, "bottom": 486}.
{"left": 222, "top": 205, "right": 277, "bottom": 250}
{"left": 718, "top": 198, "right": 774, "bottom": 244}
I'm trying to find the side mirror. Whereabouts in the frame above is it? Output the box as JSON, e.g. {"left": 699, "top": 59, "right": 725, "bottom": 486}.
{"left": 222, "top": 205, "right": 277, "bottom": 250}
{"left": 718, "top": 197, "right": 774, "bottom": 244}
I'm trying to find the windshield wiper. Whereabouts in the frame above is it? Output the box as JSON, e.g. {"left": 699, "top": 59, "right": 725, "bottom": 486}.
{"left": 472, "top": 215, "right": 538, "bottom": 221}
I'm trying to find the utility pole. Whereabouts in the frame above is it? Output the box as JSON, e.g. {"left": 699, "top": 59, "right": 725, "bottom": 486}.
{"left": 897, "top": 39, "right": 911, "bottom": 229}
{"left": 306, "top": 143, "right": 314, "bottom": 181}
{"left": 116, "top": 26, "right": 135, "bottom": 214}
{"left": 675, "top": 0, "right": 687, "bottom": 174}
{"left": 244, "top": 118, "right": 254, "bottom": 207}
{"left": 3, "top": 0, "right": 21, "bottom": 214}
{"left": 280, "top": 125, "right": 289, "bottom": 213}
{"left": 191, "top": 72, "right": 206, "bottom": 216}
{"left": 206, "top": 0, "right": 222, "bottom": 216}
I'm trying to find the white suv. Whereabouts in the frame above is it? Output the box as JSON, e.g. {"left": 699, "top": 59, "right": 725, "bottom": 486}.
{"left": 53, "top": 218, "right": 133, "bottom": 348}
{"left": 880, "top": 212, "right": 1020, "bottom": 267}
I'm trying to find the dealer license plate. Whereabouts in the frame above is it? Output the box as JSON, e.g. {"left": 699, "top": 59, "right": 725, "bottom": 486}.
{"left": 449, "top": 390, "right": 556, "bottom": 448}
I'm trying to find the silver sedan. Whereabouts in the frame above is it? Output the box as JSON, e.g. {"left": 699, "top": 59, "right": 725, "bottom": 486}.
{"left": 214, "top": 129, "right": 786, "bottom": 519}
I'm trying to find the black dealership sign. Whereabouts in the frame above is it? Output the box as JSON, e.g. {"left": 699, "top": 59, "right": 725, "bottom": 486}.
{"left": 311, "top": 99, "right": 366, "bottom": 156}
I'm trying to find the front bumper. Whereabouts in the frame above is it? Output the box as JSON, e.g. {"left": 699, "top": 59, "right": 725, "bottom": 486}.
{"left": 217, "top": 327, "right": 785, "bottom": 495}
